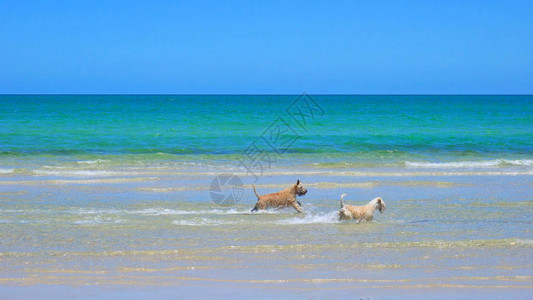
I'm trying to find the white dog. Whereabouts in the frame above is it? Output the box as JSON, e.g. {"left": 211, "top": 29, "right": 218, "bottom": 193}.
{"left": 338, "top": 193, "right": 385, "bottom": 222}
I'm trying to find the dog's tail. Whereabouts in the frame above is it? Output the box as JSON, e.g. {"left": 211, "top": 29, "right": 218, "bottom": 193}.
{"left": 340, "top": 193, "right": 347, "bottom": 207}
{"left": 251, "top": 185, "right": 260, "bottom": 212}
{"left": 252, "top": 185, "right": 260, "bottom": 198}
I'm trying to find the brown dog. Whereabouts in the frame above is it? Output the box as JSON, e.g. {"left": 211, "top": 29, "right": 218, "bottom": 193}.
{"left": 251, "top": 179, "right": 307, "bottom": 213}
{"left": 338, "top": 193, "right": 385, "bottom": 222}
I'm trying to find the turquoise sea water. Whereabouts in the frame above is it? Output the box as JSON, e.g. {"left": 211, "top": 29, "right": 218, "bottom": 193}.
{"left": 2, "top": 95, "right": 532, "bottom": 158}
{"left": 1, "top": 95, "right": 532, "bottom": 298}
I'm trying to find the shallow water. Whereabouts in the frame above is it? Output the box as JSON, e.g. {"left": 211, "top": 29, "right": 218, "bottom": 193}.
{"left": 1, "top": 95, "right": 532, "bottom": 298}
{"left": 1, "top": 163, "right": 532, "bottom": 298}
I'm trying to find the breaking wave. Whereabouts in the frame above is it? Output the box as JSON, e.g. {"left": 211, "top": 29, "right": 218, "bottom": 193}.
{"left": 0, "top": 168, "right": 14, "bottom": 174}
{"left": 405, "top": 159, "right": 533, "bottom": 168}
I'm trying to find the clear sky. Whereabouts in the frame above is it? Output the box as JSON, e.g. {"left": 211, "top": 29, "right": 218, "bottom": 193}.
{"left": 1, "top": 0, "right": 531, "bottom": 94}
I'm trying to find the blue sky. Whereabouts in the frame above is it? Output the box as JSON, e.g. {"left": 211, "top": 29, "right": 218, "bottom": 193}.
{"left": 1, "top": 0, "right": 531, "bottom": 94}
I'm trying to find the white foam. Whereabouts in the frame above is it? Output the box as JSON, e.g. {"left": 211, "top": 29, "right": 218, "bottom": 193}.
{"left": 73, "top": 208, "right": 123, "bottom": 215}
{"left": 0, "top": 168, "right": 14, "bottom": 174}
{"left": 72, "top": 217, "right": 123, "bottom": 225}
{"left": 0, "top": 209, "right": 25, "bottom": 213}
{"left": 504, "top": 159, "right": 533, "bottom": 166}
{"left": 134, "top": 208, "right": 271, "bottom": 216}
{"left": 405, "top": 159, "right": 533, "bottom": 168}
{"left": 132, "top": 208, "right": 193, "bottom": 215}
{"left": 276, "top": 211, "right": 340, "bottom": 225}
{"left": 77, "top": 159, "right": 108, "bottom": 165}
{"left": 515, "top": 239, "right": 533, "bottom": 245}
{"left": 249, "top": 209, "right": 288, "bottom": 215}
{"left": 70, "top": 207, "right": 253, "bottom": 216}
{"left": 34, "top": 169, "right": 117, "bottom": 176}
{"left": 183, "top": 162, "right": 204, "bottom": 166}
{"left": 33, "top": 168, "right": 189, "bottom": 177}
{"left": 172, "top": 218, "right": 238, "bottom": 226}
{"left": 133, "top": 208, "right": 227, "bottom": 215}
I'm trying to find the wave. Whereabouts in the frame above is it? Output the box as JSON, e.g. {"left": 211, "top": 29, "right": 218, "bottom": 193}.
{"left": 171, "top": 212, "right": 341, "bottom": 227}
{"left": 0, "top": 168, "right": 14, "bottom": 174}
{"left": 515, "top": 239, "right": 533, "bottom": 245}
{"left": 21, "top": 158, "right": 533, "bottom": 179}
{"left": 405, "top": 159, "right": 533, "bottom": 168}
{"left": 34, "top": 169, "right": 119, "bottom": 176}
{"left": 61, "top": 207, "right": 260, "bottom": 216}
{"left": 77, "top": 159, "right": 108, "bottom": 165}
{"left": 0, "top": 177, "right": 159, "bottom": 185}
{"left": 172, "top": 218, "right": 239, "bottom": 226}
{"left": 133, "top": 208, "right": 252, "bottom": 216}
{"left": 72, "top": 217, "right": 123, "bottom": 225}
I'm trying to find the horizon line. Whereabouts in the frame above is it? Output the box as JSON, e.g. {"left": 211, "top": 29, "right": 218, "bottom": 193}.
{"left": 1, "top": 93, "right": 532, "bottom": 96}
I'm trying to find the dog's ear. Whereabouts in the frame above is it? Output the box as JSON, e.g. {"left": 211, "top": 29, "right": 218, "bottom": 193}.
{"left": 377, "top": 198, "right": 385, "bottom": 213}
{"left": 296, "top": 179, "right": 300, "bottom": 185}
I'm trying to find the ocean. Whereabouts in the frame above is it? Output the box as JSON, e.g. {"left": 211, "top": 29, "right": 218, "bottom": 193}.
{"left": 0, "top": 95, "right": 532, "bottom": 298}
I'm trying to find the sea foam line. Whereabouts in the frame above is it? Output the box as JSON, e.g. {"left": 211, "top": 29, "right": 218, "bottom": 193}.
{"left": 34, "top": 169, "right": 130, "bottom": 176}
{"left": 77, "top": 159, "right": 108, "bottom": 165}
{"left": 70, "top": 207, "right": 259, "bottom": 216}
{"left": 172, "top": 218, "right": 240, "bottom": 226}
{"left": 0, "top": 168, "right": 14, "bottom": 174}
{"left": 405, "top": 159, "right": 533, "bottom": 168}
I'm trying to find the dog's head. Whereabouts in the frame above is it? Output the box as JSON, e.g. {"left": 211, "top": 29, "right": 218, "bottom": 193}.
{"left": 375, "top": 197, "right": 385, "bottom": 213}
{"left": 295, "top": 179, "right": 307, "bottom": 196}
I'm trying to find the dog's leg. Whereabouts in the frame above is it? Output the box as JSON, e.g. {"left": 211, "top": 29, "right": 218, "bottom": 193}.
{"left": 291, "top": 201, "right": 303, "bottom": 213}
